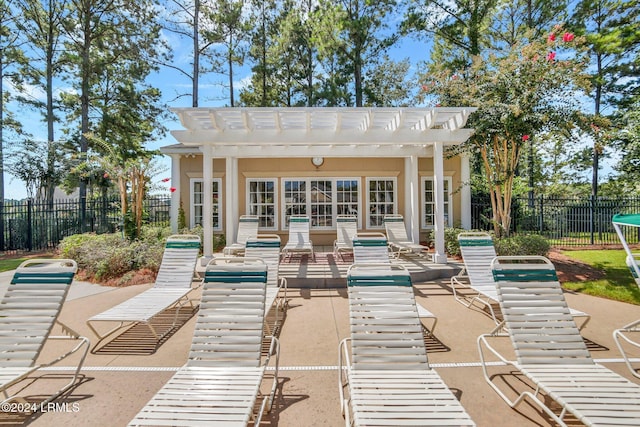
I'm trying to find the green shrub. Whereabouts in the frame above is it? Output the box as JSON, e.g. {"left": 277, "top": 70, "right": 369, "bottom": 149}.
{"left": 178, "top": 225, "right": 222, "bottom": 253}
{"left": 94, "top": 245, "right": 135, "bottom": 280}
{"left": 180, "top": 224, "right": 203, "bottom": 244}
{"left": 177, "top": 203, "right": 187, "bottom": 230}
{"left": 495, "top": 233, "right": 550, "bottom": 257}
{"left": 139, "top": 225, "right": 174, "bottom": 243}
{"left": 58, "top": 225, "right": 182, "bottom": 284}
{"left": 427, "top": 228, "right": 550, "bottom": 258}
{"left": 59, "top": 233, "right": 129, "bottom": 277}
{"left": 58, "top": 233, "right": 96, "bottom": 262}
{"left": 428, "top": 227, "right": 475, "bottom": 257}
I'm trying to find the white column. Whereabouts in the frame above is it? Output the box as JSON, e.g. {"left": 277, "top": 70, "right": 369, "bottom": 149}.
{"left": 225, "top": 157, "right": 239, "bottom": 247}
{"left": 202, "top": 145, "right": 214, "bottom": 257}
{"left": 169, "top": 154, "right": 180, "bottom": 233}
{"left": 404, "top": 156, "right": 420, "bottom": 243}
{"left": 433, "top": 141, "right": 447, "bottom": 264}
{"left": 460, "top": 152, "right": 472, "bottom": 230}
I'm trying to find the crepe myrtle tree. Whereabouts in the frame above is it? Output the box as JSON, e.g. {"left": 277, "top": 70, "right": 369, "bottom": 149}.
{"left": 423, "top": 27, "right": 590, "bottom": 237}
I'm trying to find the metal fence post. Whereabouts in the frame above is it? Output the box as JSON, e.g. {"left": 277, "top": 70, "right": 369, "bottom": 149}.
{"left": 590, "top": 194, "right": 595, "bottom": 245}
{"left": 26, "top": 199, "right": 33, "bottom": 252}
{"left": 0, "top": 200, "right": 4, "bottom": 252}
{"left": 539, "top": 194, "right": 544, "bottom": 234}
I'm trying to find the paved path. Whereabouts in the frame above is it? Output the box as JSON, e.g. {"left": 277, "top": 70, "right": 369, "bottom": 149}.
{"left": 1, "top": 262, "right": 639, "bottom": 426}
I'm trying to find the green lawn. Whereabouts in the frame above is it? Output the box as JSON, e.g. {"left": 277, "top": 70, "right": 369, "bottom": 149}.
{"left": 0, "top": 258, "right": 29, "bottom": 272}
{"left": 561, "top": 249, "right": 640, "bottom": 305}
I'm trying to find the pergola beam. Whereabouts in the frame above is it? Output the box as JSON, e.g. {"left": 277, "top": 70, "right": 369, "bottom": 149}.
{"left": 167, "top": 107, "right": 478, "bottom": 265}
{"left": 170, "top": 128, "right": 475, "bottom": 146}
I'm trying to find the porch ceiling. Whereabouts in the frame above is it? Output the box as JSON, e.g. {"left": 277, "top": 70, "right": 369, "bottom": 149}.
{"left": 169, "top": 107, "right": 477, "bottom": 156}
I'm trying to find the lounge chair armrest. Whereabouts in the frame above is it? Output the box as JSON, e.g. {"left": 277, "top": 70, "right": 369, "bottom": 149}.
{"left": 614, "top": 327, "right": 640, "bottom": 349}
{"left": 450, "top": 271, "right": 468, "bottom": 288}
{"left": 30, "top": 333, "right": 90, "bottom": 406}
{"left": 337, "top": 337, "right": 351, "bottom": 416}
{"left": 477, "top": 331, "right": 511, "bottom": 368}
{"left": 477, "top": 331, "right": 575, "bottom": 425}
{"left": 618, "top": 318, "right": 640, "bottom": 332}
{"left": 261, "top": 335, "right": 280, "bottom": 415}
{"left": 192, "top": 276, "right": 204, "bottom": 288}
{"left": 56, "top": 319, "right": 84, "bottom": 339}
{"left": 263, "top": 335, "right": 280, "bottom": 364}
{"left": 43, "top": 335, "right": 90, "bottom": 367}
{"left": 279, "top": 277, "right": 288, "bottom": 302}
{"left": 613, "top": 319, "right": 640, "bottom": 380}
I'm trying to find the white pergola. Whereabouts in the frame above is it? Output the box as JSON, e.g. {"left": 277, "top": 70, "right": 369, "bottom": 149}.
{"left": 165, "top": 107, "right": 477, "bottom": 263}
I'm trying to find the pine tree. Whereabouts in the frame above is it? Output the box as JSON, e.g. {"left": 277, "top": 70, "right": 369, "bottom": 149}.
{"left": 570, "top": 0, "right": 640, "bottom": 198}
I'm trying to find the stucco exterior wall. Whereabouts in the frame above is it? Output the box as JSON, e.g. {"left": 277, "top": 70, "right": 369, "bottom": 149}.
{"left": 178, "top": 154, "right": 464, "bottom": 246}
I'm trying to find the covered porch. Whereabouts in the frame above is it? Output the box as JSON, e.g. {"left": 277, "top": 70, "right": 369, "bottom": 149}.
{"left": 165, "top": 107, "right": 477, "bottom": 264}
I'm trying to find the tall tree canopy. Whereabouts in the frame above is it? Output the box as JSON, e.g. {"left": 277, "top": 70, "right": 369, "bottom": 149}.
{"left": 313, "top": 0, "right": 399, "bottom": 106}
{"left": 0, "top": 0, "right": 24, "bottom": 202}
{"left": 1, "top": 0, "right": 638, "bottom": 204}
{"left": 570, "top": 0, "right": 640, "bottom": 197}
{"left": 425, "top": 29, "right": 590, "bottom": 236}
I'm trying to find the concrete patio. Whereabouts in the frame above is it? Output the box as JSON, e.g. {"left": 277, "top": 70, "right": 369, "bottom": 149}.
{"left": 1, "top": 252, "right": 639, "bottom": 427}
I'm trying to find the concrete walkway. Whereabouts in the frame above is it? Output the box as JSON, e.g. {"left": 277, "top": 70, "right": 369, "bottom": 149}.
{"left": 1, "top": 260, "right": 639, "bottom": 426}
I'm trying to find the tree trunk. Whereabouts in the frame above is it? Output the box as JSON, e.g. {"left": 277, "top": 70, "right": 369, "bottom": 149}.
{"left": 46, "top": 2, "right": 56, "bottom": 209}
{"left": 0, "top": 54, "right": 4, "bottom": 205}
{"left": 228, "top": 34, "right": 234, "bottom": 107}
{"left": 79, "top": 0, "right": 92, "bottom": 232}
{"left": 481, "top": 135, "right": 520, "bottom": 238}
{"left": 193, "top": 0, "right": 200, "bottom": 107}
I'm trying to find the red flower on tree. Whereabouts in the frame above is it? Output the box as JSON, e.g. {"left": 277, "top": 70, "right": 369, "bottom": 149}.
{"left": 170, "top": 187, "right": 177, "bottom": 193}
{"left": 522, "top": 135, "right": 530, "bottom": 142}
{"left": 161, "top": 177, "right": 171, "bottom": 183}
{"left": 547, "top": 33, "right": 556, "bottom": 42}
{"left": 103, "top": 172, "right": 109, "bottom": 179}
{"left": 562, "top": 32, "right": 575, "bottom": 42}
{"left": 546, "top": 51, "right": 556, "bottom": 61}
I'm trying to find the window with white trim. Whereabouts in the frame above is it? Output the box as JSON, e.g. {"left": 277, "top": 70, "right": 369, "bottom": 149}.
{"left": 247, "top": 179, "right": 277, "bottom": 230}
{"left": 310, "top": 180, "right": 332, "bottom": 227}
{"left": 336, "top": 179, "right": 359, "bottom": 217}
{"left": 422, "top": 177, "right": 452, "bottom": 229}
{"left": 282, "top": 178, "right": 360, "bottom": 229}
{"left": 191, "top": 178, "right": 222, "bottom": 230}
{"left": 283, "top": 180, "right": 307, "bottom": 227}
{"left": 367, "top": 178, "right": 396, "bottom": 228}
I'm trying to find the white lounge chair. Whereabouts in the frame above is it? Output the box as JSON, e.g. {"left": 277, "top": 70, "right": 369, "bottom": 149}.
{"left": 352, "top": 233, "right": 391, "bottom": 264}
{"left": 339, "top": 264, "right": 475, "bottom": 427}
{"left": 478, "top": 256, "right": 640, "bottom": 427}
{"left": 282, "top": 215, "right": 315, "bottom": 262}
{"left": 612, "top": 213, "right": 640, "bottom": 378}
{"left": 243, "top": 235, "right": 288, "bottom": 334}
{"left": 383, "top": 214, "right": 430, "bottom": 258}
{"left": 223, "top": 215, "right": 259, "bottom": 256}
{"left": 129, "top": 261, "right": 279, "bottom": 427}
{"left": 451, "top": 232, "right": 590, "bottom": 330}
{"left": 0, "top": 259, "right": 89, "bottom": 408}
{"left": 352, "top": 235, "right": 437, "bottom": 335}
{"left": 333, "top": 215, "right": 358, "bottom": 260}
{"left": 87, "top": 234, "right": 201, "bottom": 351}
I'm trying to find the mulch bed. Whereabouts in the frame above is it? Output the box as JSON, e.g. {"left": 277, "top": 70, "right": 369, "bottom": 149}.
{"left": 547, "top": 248, "right": 606, "bottom": 283}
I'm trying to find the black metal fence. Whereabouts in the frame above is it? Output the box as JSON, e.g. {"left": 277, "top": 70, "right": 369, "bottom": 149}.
{"left": 1, "top": 194, "right": 638, "bottom": 253}
{"left": 0, "top": 196, "right": 170, "bottom": 252}
{"left": 471, "top": 195, "right": 640, "bottom": 246}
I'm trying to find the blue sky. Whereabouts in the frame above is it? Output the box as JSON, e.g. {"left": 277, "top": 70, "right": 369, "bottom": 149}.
{"left": 3, "top": 16, "right": 616, "bottom": 200}
{"left": 3, "top": 25, "right": 427, "bottom": 200}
